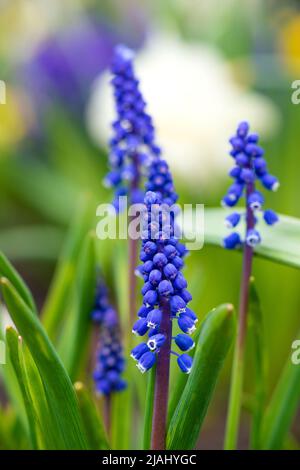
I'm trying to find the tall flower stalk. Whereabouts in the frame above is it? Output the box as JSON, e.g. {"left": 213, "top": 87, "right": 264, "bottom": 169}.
{"left": 105, "top": 45, "right": 161, "bottom": 324}
{"left": 132, "top": 175, "right": 195, "bottom": 448}
{"left": 223, "top": 122, "right": 279, "bottom": 449}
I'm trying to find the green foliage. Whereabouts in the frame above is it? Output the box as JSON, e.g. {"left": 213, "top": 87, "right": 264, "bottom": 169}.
{"left": 167, "top": 304, "right": 236, "bottom": 449}
{"left": 74, "top": 382, "right": 110, "bottom": 450}
{"left": 1, "top": 277, "right": 88, "bottom": 449}
{"left": 261, "top": 336, "right": 300, "bottom": 449}
{"left": 204, "top": 209, "right": 300, "bottom": 270}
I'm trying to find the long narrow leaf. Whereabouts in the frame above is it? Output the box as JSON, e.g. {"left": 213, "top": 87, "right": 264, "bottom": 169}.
{"left": 6, "top": 327, "right": 37, "bottom": 449}
{"left": 183, "top": 208, "right": 300, "bottom": 270}
{"left": 143, "top": 364, "right": 156, "bottom": 450}
{"left": 58, "top": 231, "right": 96, "bottom": 379}
{"left": 0, "top": 251, "right": 36, "bottom": 313}
{"left": 74, "top": 382, "right": 109, "bottom": 450}
{"left": 20, "top": 337, "right": 64, "bottom": 449}
{"left": 42, "top": 194, "right": 93, "bottom": 340}
{"left": 1, "top": 278, "right": 87, "bottom": 449}
{"left": 261, "top": 333, "right": 300, "bottom": 449}
{"left": 248, "top": 278, "right": 267, "bottom": 449}
{"left": 167, "top": 304, "right": 235, "bottom": 450}
{"left": 168, "top": 326, "right": 201, "bottom": 424}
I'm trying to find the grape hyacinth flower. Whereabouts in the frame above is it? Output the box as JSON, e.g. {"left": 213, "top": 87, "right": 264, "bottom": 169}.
{"left": 92, "top": 282, "right": 126, "bottom": 397}
{"left": 223, "top": 122, "right": 279, "bottom": 450}
{"left": 104, "top": 45, "right": 162, "bottom": 211}
{"left": 105, "top": 45, "right": 165, "bottom": 327}
{"left": 222, "top": 121, "right": 279, "bottom": 250}
{"left": 132, "top": 185, "right": 195, "bottom": 449}
{"left": 132, "top": 190, "right": 195, "bottom": 376}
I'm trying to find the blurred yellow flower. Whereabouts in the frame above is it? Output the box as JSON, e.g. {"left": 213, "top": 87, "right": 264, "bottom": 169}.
{"left": 279, "top": 15, "right": 300, "bottom": 75}
{"left": 0, "top": 87, "right": 27, "bottom": 150}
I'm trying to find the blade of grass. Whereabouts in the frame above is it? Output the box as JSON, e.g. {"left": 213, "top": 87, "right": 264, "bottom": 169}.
{"left": 167, "top": 304, "right": 235, "bottom": 450}
{"left": 0, "top": 311, "right": 27, "bottom": 432}
{"left": 20, "top": 336, "right": 65, "bottom": 449}
{"left": 57, "top": 231, "right": 96, "bottom": 380}
{"left": 74, "top": 382, "right": 109, "bottom": 450}
{"left": 261, "top": 332, "right": 300, "bottom": 449}
{"left": 41, "top": 194, "right": 93, "bottom": 340}
{"left": 185, "top": 208, "right": 300, "bottom": 270}
{"left": 0, "top": 251, "right": 36, "bottom": 313}
{"left": 143, "top": 364, "right": 156, "bottom": 450}
{"left": 224, "top": 333, "right": 244, "bottom": 450}
{"left": 111, "top": 388, "right": 132, "bottom": 450}
{"left": 248, "top": 278, "right": 267, "bottom": 449}
{"left": 6, "top": 327, "right": 37, "bottom": 449}
{"left": 1, "top": 277, "right": 87, "bottom": 449}
{"left": 168, "top": 326, "right": 201, "bottom": 424}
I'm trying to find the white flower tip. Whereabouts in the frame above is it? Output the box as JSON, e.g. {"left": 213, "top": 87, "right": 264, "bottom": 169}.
{"left": 224, "top": 221, "right": 233, "bottom": 229}
{"left": 188, "top": 325, "right": 196, "bottom": 334}
{"left": 136, "top": 363, "right": 146, "bottom": 374}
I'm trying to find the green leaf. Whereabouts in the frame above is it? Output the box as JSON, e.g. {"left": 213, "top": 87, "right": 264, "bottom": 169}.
{"left": 41, "top": 194, "right": 93, "bottom": 340}
{"left": 58, "top": 231, "right": 96, "bottom": 379}
{"left": 261, "top": 332, "right": 300, "bottom": 449}
{"left": 224, "top": 336, "right": 244, "bottom": 450}
{"left": 7, "top": 328, "right": 63, "bottom": 449}
{"left": 167, "top": 304, "right": 235, "bottom": 450}
{"left": 0, "top": 309, "right": 28, "bottom": 432}
{"left": 111, "top": 388, "right": 132, "bottom": 450}
{"left": 190, "top": 208, "right": 300, "bottom": 269}
{"left": 6, "top": 327, "right": 38, "bottom": 449}
{"left": 0, "top": 277, "right": 87, "bottom": 449}
{"left": 248, "top": 278, "right": 267, "bottom": 449}
{"left": 143, "top": 364, "right": 156, "bottom": 450}
{"left": 74, "top": 382, "right": 109, "bottom": 450}
{"left": 0, "top": 251, "right": 36, "bottom": 313}
{"left": 168, "top": 326, "right": 201, "bottom": 424}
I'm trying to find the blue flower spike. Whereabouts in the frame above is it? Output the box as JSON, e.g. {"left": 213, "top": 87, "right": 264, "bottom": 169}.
{"left": 223, "top": 122, "right": 279, "bottom": 249}
{"left": 92, "top": 282, "right": 126, "bottom": 396}
{"left": 114, "top": 47, "right": 197, "bottom": 374}
{"left": 131, "top": 186, "right": 195, "bottom": 373}
{"left": 105, "top": 45, "right": 162, "bottom": 211}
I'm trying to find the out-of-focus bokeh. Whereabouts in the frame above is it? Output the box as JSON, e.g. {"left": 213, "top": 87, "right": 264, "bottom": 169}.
{"left": 0, "top": 0, "right": 300, "bottom": 449}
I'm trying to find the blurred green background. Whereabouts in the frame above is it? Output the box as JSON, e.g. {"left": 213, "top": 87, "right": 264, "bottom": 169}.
{"left": 0, "top": 0, "right": 300, "bottom": 449}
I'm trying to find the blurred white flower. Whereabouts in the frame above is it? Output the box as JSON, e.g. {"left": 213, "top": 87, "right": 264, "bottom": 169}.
{"left": 86, "top": 35, "right": 280, "bottom": 189}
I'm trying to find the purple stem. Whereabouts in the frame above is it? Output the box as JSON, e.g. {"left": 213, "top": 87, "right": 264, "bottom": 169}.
{"left": 151, "top": 297, "right": 172, "bottom": 450}
{"left": 128, "top": 153, "right": 140, "bottom": 325}
{"left": 237, "top": 182, "right": 255, "bottom": 352}
{"left": 129, "top": 237, "right": 139, "bottom": 325}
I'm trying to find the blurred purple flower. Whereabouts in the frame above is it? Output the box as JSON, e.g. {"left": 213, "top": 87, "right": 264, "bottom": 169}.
{"left": 21, "top": 16, "right": 145, "bottom": 121}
